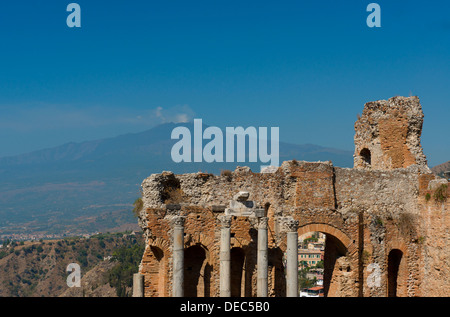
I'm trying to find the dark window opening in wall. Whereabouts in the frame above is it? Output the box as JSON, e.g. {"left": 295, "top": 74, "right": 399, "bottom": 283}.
{"left": 388, "top": 249, "right": 403, "bottom": 297}
{"left": 184, "top": 245, "right": 208, "bottom": 297}
{"left": 151, "top": 246, "right": 164, "bottom": 262}
{"left": 230, "top": 247, "right": 245, "bottom": 297}
{"left": 360, "top": 148, "right": 371, "bottom": 166}
{"left": 149, "top": 246, "right": 165, "bottom": 296}
{"left": 264, "top": 203, "right": 270, "bottom": 217}
{"left": 268, "top": 247, "right": 285, "bottom": 297}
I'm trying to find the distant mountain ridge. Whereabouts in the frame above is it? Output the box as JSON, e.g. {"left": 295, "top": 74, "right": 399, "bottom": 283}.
{"left": 0, "top": 122, "right": 354, "bottom": 235}
{"left": 431, "top": 160, "right": 450, "bottom": 177}
{"left": 0, "top": 139, "right": 102, "bottom": 166}
{"left": 0, "top": 122, "right": 352, "bottom": 169}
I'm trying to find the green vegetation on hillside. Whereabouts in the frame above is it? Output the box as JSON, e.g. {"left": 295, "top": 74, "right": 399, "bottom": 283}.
{"left": 0, "top": 231, "right": 144, "bottom": 297}
{"left": 108, "top": 243, "right": 145, "bottom": 297}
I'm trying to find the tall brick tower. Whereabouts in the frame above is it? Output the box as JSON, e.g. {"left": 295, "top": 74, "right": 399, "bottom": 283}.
{"left": 354, "top": 96, "right": 429, "bottom": 170}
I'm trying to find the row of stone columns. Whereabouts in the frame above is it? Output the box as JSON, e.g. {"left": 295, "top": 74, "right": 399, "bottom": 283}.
{"left": 218, "top": 215, "right": 299, "bottom": 297}
{"left": 219, "top": 216, "right": 270, "bottom": 297}
{"left": 217, "top": 215, "right": 270, "bottom": 297}
{"left": 168, "top": 214, "right": 299, "bottom": 298}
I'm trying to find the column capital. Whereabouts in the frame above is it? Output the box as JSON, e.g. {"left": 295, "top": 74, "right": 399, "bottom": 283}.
{"left": 218, "top": 215, "right": 232, "bottom": 228}
{"left": 279, "top": 216, "right": 299, "bottom": 233}
{"left": 257, "top": 217, "right": 269, "bottom": 229}
{"left": 171, "top": 215, "right": 186, "bottom": 228}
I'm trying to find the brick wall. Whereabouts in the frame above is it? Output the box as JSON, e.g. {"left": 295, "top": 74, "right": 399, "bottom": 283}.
{"left": 138, "top": 159, "right": 448, "bottom": 297}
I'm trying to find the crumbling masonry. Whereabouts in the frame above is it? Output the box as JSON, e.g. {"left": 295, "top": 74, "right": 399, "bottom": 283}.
{"left": 135, "top": 96, "right": 449, "bottom": 297}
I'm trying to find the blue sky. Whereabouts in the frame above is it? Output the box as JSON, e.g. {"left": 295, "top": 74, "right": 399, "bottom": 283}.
{"left": 0, "top": 0, "right": 449, "bottom": 166}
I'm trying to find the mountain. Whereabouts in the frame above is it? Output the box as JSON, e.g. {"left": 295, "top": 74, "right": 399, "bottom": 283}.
{"left": 431, "top": 161, "right": 450, "bottom": 178}
{"left": 0, "top": 122, "right": 353, "bottom": 236}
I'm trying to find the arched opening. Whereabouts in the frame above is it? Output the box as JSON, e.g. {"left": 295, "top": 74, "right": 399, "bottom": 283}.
{"left": 230, "top": 247, "right": 245, "bottom": 297}
{"left": 264, "top": 203, "right": 270, "bottom": 217}
{"left": 149, "top": 246, "right": 166, "bottom": 297}
{"left": 323, "top": 234, "right": 349, "bottom": 297}
{"left": 268, "top": 247, "right": 286, "bottom": 297}
{"left": 387, "top": 249, "right": 403, "bottom": 297}
{"left": 297, "top": 228, "right": 350, "bottom": 297}
{"left": 184, "top": 245, "right": 209, "bottom": 297}
{"left": 298, "top": 232, "right": 325, "bottom": 297}
{"left": 360, "top": 148, "right": 371, "bottom": 166}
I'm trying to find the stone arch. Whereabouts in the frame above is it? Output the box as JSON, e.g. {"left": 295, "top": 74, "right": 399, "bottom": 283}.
{"left": 386, "top": 243, "right": 408, "bottom": 297}
{"left": 185, "top": 232, "right": 215, "bottom": 271}
{"left": 268, "top": 247, "right": 286, "bottom": 297}
{"left": 360, "top": 148, "right": 372, "bottom": 166}
{"left": 387, "top": 241, "right": 407, "bottom": 261}
{"left": 231, "top": 234, "right": 252, "bottom": 250}
{"left": 143, "top": 237, "right": 171, "bottom": 297}
{"left": 149, "top": 236, "right": 171, "bottom": 252}
{"left": 385, "top": 239, "right": 408, "bottom": 296}
{"left": 229, "top": 238, "right": 255, "bottom": 297}
{"left": 184, "top": 233, "right": 215, "bottom": 297}
{"left": 186, "top": 232, "right": 215, "bottom": 254}
{"left": 297, "top": 223, "right": 355, "bottom": 297}
{"left": 387, "top": 249, "right": 403, "bottom": 297}
{"left": 298, "top": 223, "right": 353, "bottom": 251}
{"left": 149, "top": 246, "right": 165, "bottom": 296}
{"left": 184, "top": 244, "right": 211, "bottom": 297}
{"left": 264, "top": 202, "right": 271, "bottom": 217}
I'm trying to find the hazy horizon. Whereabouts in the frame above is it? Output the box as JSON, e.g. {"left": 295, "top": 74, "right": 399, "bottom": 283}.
{"left": 0, "top": 1, "right": 449, "bottom": 167}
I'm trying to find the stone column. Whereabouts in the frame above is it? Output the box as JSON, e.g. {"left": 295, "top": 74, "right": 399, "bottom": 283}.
{"left": 284, "top": 218, "right": 299, "bottom": 297}
{"left": 132, "top": 273, "right": 144, "bottom": 297}
{"left": 172, "top": 216, "right": 185, "bottom": 297}
{"left": 219, "top": 215, "right": 232, "bottom": 297}
{"left": 257, "top": 217, "right": 269, "bottom": 297}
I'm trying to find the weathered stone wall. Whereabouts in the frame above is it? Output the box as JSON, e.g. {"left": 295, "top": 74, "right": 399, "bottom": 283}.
{"left": 137, "top": 161, "right": 447, "bottom": 297}
{"left": 334, "top": 165, "right": 432, "bottom": 297}
{"left": 417, "top": 177, "right": 450, "bottom": 297}
{"left": 354, "top": 96, "right": 429, "bottom": 171}
{"left": 136, "top": 96, "right": 448, "bottom": 297}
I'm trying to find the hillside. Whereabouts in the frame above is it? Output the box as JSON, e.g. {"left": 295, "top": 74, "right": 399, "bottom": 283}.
{"left": 0, "top": 232, "right": 144, "bottom": 297}
{"left": 0, "top": 122, "right": 353, "bottom": 236}
{"left": 431, "top": 161, "right": 450, "bottom": 178}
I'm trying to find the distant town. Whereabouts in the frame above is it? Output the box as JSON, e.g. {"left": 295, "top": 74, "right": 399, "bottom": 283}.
{"left": 0, "top": 232, "right": 100, "bottom": 243}
{"left": 0, "top": 230, "right": 143, "bottom": 245}
{"left": 298, "top": 232, "right": 325, "bottom": 297}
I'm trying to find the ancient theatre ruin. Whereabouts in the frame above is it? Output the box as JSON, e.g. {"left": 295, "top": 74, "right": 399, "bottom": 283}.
{"left": 133, "top": 96, "right": 449, "bottom": 297}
